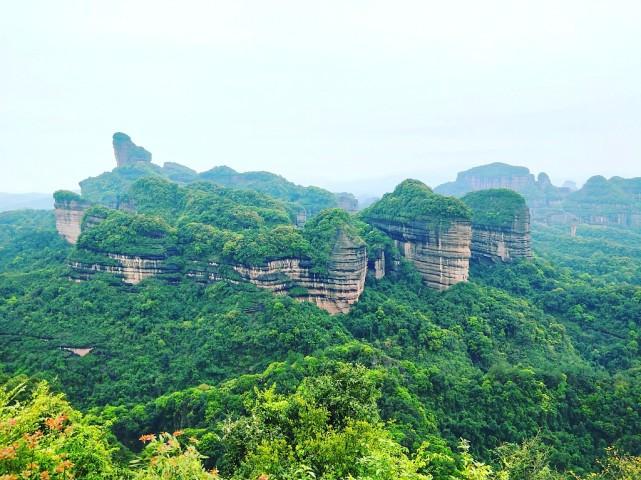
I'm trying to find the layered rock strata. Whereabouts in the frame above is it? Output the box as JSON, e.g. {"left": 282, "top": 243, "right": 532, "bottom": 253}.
{"left": 70, "top": 232, "right": 367, "bottom": 314}
{"left": 470, "top": 216, "right": 532, "bottom": 261}
{"left": 54, "top": 199, "right": 89, "bottom": 244}
{"left": 366, "top": 219, "right": 471, "bottom": 290}
{"left": 70, "top": 254, "right": 177, "bottom": 284}
{"left": 463, "top": 189, "right": 533, "bottom": 262}
{"left": 189, "top": 231, "right": 367, "bottom": 313}
{"left": 369, "top": 249, "right": 386, "bottom": 280}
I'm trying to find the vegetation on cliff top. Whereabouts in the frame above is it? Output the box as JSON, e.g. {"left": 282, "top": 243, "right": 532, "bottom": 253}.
{"left": 53, "top": 189, "right": 84, "bottom": 205}
{"left": 78, "top": 159, "right": 346, "bottom": 216}
{"left": 462, "top": 189, "right": 528, "bottom": 228}
{"left": 199, "top": 165, "right": 346, "bottom": 215}
{"left": 362, "top": 179, "right": 471, "bottom": 225}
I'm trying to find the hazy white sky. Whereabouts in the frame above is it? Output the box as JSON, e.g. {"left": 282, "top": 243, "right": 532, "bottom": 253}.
{"left": 1, "top": 0, "right": 640, "bottom": 194}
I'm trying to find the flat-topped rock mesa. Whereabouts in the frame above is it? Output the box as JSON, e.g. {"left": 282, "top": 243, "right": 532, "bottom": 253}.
{"left": 562, "top": 176, "right": 641, "bottom": 228}
{"left": 435, "top": 163, "right": 536, "bottom": 196}
{"left": 362, "top": 179, "right": 472, "bottom": 290}
{"left": 462, "top": 189, "right": 532, "bottom": 262}
{"left": 435, "top": 163, "right": 572, "bottom": 224}
{"left": 113, "top": 132, "right": 152, "bottom": 167}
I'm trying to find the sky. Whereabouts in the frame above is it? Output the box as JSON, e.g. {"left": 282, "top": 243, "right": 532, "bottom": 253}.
{"left": 1, "top": 0, "right": 640, "bottom": 195}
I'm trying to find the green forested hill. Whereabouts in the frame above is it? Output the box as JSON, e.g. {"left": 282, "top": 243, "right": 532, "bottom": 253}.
{"left": 79, "top": 161, "right": 351, "bottom": 216}
{"left": 2, "top": 179, "right": 641, "bottom": 478}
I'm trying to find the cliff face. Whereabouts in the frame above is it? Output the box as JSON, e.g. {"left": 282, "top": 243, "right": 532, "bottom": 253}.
{"left": 54, "top": 199, "right": 88, "bottom": 244}
{"left": 70, "top": 230, "right": 367, "bottom": 314}
{"left": 561, "top": 176, "right": 641, "bottom": 228}
{"left": 222, "top": 232, "right": 367, "bottom": 314}
{"left": 362, "top": 179, "right": 472, "bottom": 290}
{"left": 367, "top": 219, "right": 471, "bottom": 290}
{"left": 462, "top": 189, "right": 533, "bottom": 262}
{"left": 70, "top": 254, "right": 175, "bottom": 283}
{"left": 470, "top": 214, "right": 532, "bottom": 261}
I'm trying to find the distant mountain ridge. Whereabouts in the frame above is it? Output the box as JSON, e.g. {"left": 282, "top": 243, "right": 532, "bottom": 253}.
{"left": 435, "top": 162, "right": 641, "bottom": 229}
{"left": 0, "top": 192, "right": 53, "bottom": 211}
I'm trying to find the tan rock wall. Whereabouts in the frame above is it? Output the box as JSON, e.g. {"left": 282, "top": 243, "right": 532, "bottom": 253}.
{"left": 471, "top": 209, "right": 532, "bottom": 261}
{"left": 69, "top": 231, "right": 368, "bottom": 314}
{"left": 368, "top": 219, "right": 471, "bottom": 290}
{"left": 54, "top": 201, "right": 87, "bottom": 244}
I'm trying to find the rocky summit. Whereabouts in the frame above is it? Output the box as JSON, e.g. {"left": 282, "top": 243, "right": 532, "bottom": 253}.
{"left": 112, "top": 132, "right": 152, "bottom": 167}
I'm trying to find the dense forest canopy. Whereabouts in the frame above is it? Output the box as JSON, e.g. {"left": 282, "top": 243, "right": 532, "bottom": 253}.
{"left": 2, "top": 163, "right": 641, "bottom": 479}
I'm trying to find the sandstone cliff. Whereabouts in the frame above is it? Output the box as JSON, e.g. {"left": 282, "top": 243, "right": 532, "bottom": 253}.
{"left": 362, "top": 180, "right": 472, "bottom": 290}
{"left": 366, "top": 219, "right": 471, "bottom": 289}
{"left": 53, "top": 191, "right": 90, "bottom": 244}
{"left": 188, "top": 230, "right": 367, "bottom": 313}
{"left": 71, "top": 253, "right": 176, "bottom": 284}
{"left": 462, "top": 189, "right": 532, "bottom": 262}
{"left": 113, "top": 132, "right": 152, "bottom": 167}
{"left": 70, "top": 228, "right": 367, "bottom": 314}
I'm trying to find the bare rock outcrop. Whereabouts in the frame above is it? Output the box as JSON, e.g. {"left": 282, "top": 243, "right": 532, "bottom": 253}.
{"left": 53, "top": 192, "right": 90, "bottom": 244}
{"left": 113, "top": 132, "right": 152, "bottom": 167}
{"left": 362, "top": 180, "right": 472, "bottom": 290}
{"left": 366, "top": 219, "right": 472, "bottom": 289}
{"left": 70, "top": 253, "right": 176, "bottom": 284}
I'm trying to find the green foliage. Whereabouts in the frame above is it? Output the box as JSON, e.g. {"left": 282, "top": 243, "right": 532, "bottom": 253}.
{"left": 462, "top": 189, "right": 528, "bottom": 228}
{"left": 222, "top": 226, "right": 310, "bottom": 266}
{"left": 219, "top": 365, "right": 431, "bottom": 480}
{"left": 77, "top": 211, "right": 175, "bottom": 257}
{"left": 362, "top": 179, "right": 471, "bottom": 225}
{"left": 53, "top": 190, "right": 83, "bottom": 205}
{"left": 302, "top": 208, "right": 364, "bottom": 273}
{"left": 131, "top": 432, "right": 218, "bottom": 479}
{"left": 0, "top": 378, "right": 119, "bottom": 479}
{"left": 0, "top": 210, "right": 69, "bottom": 273}
{"left": 199, "top": 165, "right": 339, "bottom": 216}
{"left": 80, "top": 162, "right": 165, "bottom": 207}
{"left": 6, "top": 168, "right": 641, "bottom": 478}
